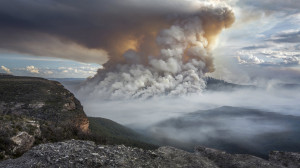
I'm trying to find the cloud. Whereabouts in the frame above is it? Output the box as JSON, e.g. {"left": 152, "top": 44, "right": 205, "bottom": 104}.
{"left": 1, "top": 65, "right": 11, "bottom": 74}
{"left": 74, "top": 2, "right": 235, "bottom": 99}
{"left": 234, "top": 28, "right": 300, "bottom": 66}
{"left": 241, "top": 44, "right": 269, "bottom": 50}
{"left": 281, "top": 56, "right": 300, "bottom": 65}
{"left": 269, "top": 29, "right": 300, "bottom": 43}
{"left": 237, "top": 0, "right": 300, "bottom": 14}
{"left": 0, "top": 32, "right": 109, "bottom": 64}
{"left": 0, "top": 0, "right": 233, "bottom": 64}
{"left": 26, "top": 66, "right": 39, "bottom": 74}
{"left": 236, "top": 50, "right": 300, "bottom": 66}
{"left": 44, "top": 70, "right": 53, "bottom": 75}
{"left": 237, "top": 54, "right": 265, "bottom": 65}
{"left": 205, "top": 1, "right": 300, "bottom": 84}
{"left": 9, "top": 64, "right": 101, "bottom": 78}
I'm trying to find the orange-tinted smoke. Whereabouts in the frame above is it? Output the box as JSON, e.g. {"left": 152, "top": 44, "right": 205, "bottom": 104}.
{"left": 102, "top": 6, "right": 235, "bottom": 72}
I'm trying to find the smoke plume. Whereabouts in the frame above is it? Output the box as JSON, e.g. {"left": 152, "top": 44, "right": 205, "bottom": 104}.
{"left": 78, "top": 2, "right": 234, "bottom": 99}
{"left": 0, "top": 0, "right": 234, "bottom": 98}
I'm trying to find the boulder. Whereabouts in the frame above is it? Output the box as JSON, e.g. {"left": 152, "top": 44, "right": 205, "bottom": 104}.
{"left": 11, "top": 132, "right": 35, "bottom": 154}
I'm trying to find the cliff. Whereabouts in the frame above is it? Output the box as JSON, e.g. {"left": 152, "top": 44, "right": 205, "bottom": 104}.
{"left": 0, "top": 75, "right": 89, "bottom": 160}
{"left": 0, "top": 75, "right": 156, "bottom": 161}
{"left": 0, "top": 75, "right": 89, "bottom": 132}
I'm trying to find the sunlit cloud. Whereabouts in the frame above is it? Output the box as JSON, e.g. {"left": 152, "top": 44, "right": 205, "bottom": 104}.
{"left": 1, "top": 65, "right": 12, "bottom": 74}
{"left": 26, "top": 66, "right": 39, "bottom": 74}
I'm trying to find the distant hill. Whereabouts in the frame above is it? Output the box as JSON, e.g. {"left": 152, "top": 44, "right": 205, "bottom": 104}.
{"left": 204, "top": 77, "right": 255, "bottom": 91}
{"left": 147, "top": 106, "right": 300, "bottom": 158}
{"left": 48, "top": 78, "right": 86, "bottom": 92}
{"left": 88, "top": 117, "right": 157, "bottom": 149}
{"left": 52, "top": 77, "right": 257, "bottom": 93}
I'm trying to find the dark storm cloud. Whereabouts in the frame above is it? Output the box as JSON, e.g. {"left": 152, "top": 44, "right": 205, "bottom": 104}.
{"left": 0, "top": 0, "right": 113, "bottom": 63}
{"left": 0, "top": 0, "right": 234, "bottom": 64}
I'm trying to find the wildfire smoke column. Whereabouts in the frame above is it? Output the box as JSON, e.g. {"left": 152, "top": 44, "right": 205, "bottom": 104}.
{"left": 78, "top": 1, "right": 235, "bottom": 99}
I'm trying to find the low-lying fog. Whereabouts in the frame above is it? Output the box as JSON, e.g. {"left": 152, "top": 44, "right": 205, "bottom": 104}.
{"left": 81, "top": 86, "right": 300, "bottom": 128}
{"left": 60, "top": 78, "right": 300, "bottom": 157}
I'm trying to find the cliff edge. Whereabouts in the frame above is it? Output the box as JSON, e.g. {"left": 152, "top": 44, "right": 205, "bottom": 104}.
{"left": 0, "top": 75, "right": 89, "bottom": 160}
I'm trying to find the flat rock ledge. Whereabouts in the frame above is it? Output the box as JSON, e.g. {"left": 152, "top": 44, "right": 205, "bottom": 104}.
{"left": 0, "top": 140, "right": 299, "bottom": 168}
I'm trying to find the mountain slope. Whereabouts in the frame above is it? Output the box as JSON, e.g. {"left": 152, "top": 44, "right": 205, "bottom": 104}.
{"left": 147, "top": 106, "right": 300, "bottom": 158}
{"left": 88, "top": 117, "right": 157, "bottom": 149}
{"left": 204, "top": 77, "right": 255, "bottom": 91}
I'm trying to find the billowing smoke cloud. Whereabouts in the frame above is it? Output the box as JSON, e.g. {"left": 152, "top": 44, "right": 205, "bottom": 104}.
{"left": 77, "top": 2, "right": 234, "bottom": 99}
{"left": 0, "top": 0, "right": 234, "bottom": 98}
{"left": 0, "top": 0, "right": 233, "bottom": 64}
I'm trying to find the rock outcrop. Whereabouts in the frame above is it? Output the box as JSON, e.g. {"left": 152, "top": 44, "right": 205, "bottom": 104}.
{"left": 0, "top": 75, "right": 89, "bottom": 133}
{"left": 195, "top": 146, "right": 281, "bottom": 168}
{"left": 10, "top": 132, "right": 35, "bottom": 154}
{"left": 0, "top": 76, "right": 90, "bottom": 160}
{"left": 0, "top": 140, "right": 299, "bottom": 168}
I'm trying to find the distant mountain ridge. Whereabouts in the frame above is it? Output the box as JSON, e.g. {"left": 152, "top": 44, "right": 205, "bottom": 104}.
{"left": 147, "top": 106, "right": 300, "bottom": 158}
{"left": 204, "top": 77, "right": 255, "bottom": 91}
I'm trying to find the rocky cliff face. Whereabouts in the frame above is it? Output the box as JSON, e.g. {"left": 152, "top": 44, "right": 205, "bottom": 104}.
{"left": 0, "top": 75, "right": 89, "bottom": 132}
{"left": 0, "top": 75, "right": 89, "bottom": 160}
{"left": 0, "top": 140, "right": 298, "bottom": 168}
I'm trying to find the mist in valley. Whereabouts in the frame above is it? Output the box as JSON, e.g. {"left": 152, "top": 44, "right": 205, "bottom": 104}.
{"left": 57, "top": 78, "right": 300, "bottom": 158}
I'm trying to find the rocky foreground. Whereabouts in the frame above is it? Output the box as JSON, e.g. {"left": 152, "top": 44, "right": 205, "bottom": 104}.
{"left": 0, "top": 140, "right": 299, "bottom": 168}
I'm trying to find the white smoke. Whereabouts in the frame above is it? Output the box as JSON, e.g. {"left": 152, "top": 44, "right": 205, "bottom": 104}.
{"left": 77, "top": 3, "right": 234, "bottom": 99}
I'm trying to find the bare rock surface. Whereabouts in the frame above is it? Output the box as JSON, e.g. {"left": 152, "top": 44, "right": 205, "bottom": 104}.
{"left": 269, "top": 151, "right": 300, "bottom": 168}
{"left": 0, "top": 140, "right": 218, "bottom": 168}
{"left": 1, "top": 140, "right": 299, "bottom": 168}
{"left": 195, "top": 146, "right": 283, "bottom": 168}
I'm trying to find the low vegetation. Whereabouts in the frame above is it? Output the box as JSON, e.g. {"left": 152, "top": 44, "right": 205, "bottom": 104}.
{"left": 0, "top": 75, "right": 157, "bottom": 161}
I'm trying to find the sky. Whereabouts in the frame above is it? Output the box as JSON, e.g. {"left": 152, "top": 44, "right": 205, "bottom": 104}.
{"left": 0, "top": 53, "right": 101, "bottom": 78}
{"left": 0, "top": 0, "right": 299, "bottom": 83}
